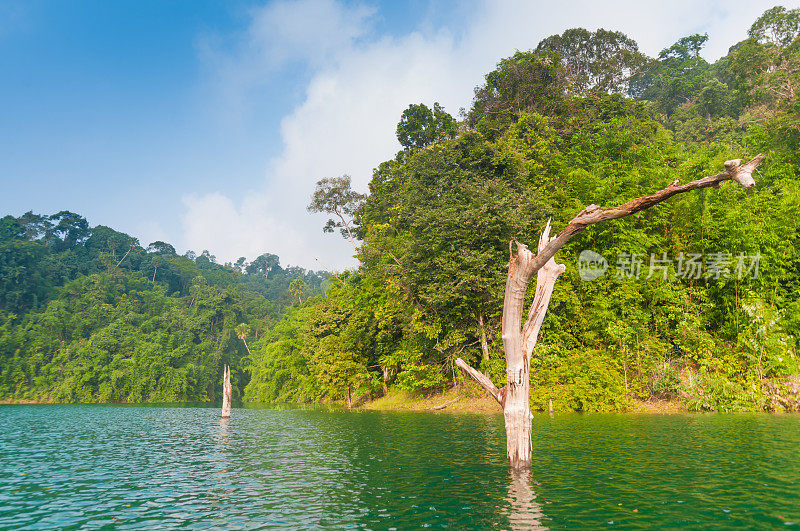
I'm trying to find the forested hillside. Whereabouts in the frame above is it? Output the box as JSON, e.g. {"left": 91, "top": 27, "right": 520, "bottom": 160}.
{"left": 0, "top": 212, "right": 329, "bottom": 402}
{"left": 244, "top": 6, "right": 800, "bottom": 412}
{"left": 3, "top": 6, "right": 799, "bottom": 411}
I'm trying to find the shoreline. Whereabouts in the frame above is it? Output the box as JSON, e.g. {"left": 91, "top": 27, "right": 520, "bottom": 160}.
{"left": 5, "top": 388, "right": 787, "bottom": 414}
{"left": 0, "top": 393, "right": 685, "bottom": 412}
{"left": 357, "top": 387, "right": 687, "bottom": 414}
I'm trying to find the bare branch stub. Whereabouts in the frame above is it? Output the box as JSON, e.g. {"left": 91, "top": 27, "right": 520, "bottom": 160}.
{"left": 455, "top": 357, "right": 506, "bottom": 407}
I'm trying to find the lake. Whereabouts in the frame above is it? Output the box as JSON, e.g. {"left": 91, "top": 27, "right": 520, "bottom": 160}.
{"left": 0, "top": 405, "right": 798, "bottom": 529}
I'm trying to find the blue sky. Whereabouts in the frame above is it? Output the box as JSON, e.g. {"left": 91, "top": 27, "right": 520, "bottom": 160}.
{"left": 0, "top": 0, "right": 791, "bottom": 270}
{"left": 1, "top": 1, "right": 292, "bottom": 241}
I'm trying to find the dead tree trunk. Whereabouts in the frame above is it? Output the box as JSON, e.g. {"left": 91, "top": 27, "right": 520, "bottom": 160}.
{"left": 221, "top": 365, "right": 232, "bottom": 418}
{"left": 456, "top": 155, "right": 764, "bottom": 469}
{"left": 382, "top": 366, "right": 391, "bottom": 394}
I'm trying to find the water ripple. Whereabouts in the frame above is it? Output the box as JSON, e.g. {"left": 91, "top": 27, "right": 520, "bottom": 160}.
{"left": 1, "top": 407, "right": 799, "bottom": 529}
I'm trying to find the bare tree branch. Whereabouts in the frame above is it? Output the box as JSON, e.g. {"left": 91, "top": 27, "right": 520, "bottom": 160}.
{"left": 455, "top": 358, "right": 506, "bottom": 407}
{"left": 521, "top": 154, "right": 765, "bottom": 280}
{"left": 116, "top": 245, "right": 133, "bottom": 268}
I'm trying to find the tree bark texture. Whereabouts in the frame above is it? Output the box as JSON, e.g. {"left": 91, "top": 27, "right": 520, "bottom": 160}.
{"left": 456, "top": 155, "right": 764, "bottom": 469}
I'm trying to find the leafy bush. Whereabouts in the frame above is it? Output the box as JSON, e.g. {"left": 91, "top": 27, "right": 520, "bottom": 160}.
{"left": 649, "top": 362, "right": 682, "bottom": 398}
{"left": 530, "top": 349, "right": 629, "bottom": 412}
{"left": 395, "top": 363, "right": 449, "bottom": 394}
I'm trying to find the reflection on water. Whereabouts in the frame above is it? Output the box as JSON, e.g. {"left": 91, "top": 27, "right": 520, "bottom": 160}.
{"left": 1, "top": 406, "right": 799, "bottom": 528}
{"left": 506, "top": 469, "right": 546, "bottom": 530}
{"left": 216, "top": 416, "right": 230, "bottom": 446}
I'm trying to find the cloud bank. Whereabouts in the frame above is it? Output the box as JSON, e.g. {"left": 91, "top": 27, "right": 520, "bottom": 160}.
{"left": 184, "top": 0, "right": 780, "bottom": 270}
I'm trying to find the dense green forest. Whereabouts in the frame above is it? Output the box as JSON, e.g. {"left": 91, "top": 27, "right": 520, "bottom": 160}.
{"left": 245, "top": 6, "right": 800, "bottom": 412}
{"left": 0, "top": 213, "right": 329, "bottom": 402}
{"left": 2, "top": 6, "right": 799, "bottom": 411}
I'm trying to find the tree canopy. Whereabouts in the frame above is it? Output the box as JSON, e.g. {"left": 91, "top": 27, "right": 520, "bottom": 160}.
{"left": 0, "top": 214, "right": 328, "bottom": 402}
{"left": 308, "top": 175, "right": 366, "bottom": 252}
{"left": 395, "top": 102, "right": 458, "bottom": 150}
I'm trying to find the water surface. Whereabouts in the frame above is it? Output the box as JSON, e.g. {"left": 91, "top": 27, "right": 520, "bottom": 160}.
{"left": 0, "top": 405, "right": 798, "bottom": 528}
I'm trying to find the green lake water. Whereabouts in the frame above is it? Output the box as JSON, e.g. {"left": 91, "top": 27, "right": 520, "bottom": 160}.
{"left": 1, "top": 405, "right": 799, "bottom": 529}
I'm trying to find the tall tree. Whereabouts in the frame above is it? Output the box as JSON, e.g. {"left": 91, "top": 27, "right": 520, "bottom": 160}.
{"left": 536, "top": 28, "right": 647, "bottom": 96}
{"left": 361, "top": 131, "right": 543, "bottom": 371}
{"left": 631, "top": 34, "right": 711, "bottom": 115}
{"left": 17, "top": 211, "right": 52, "bottom": 241}
{"left": 749, "top": 6, "right": 800, "bottom": 47}
{"left": 47, "top": 211, "right": 90, "bottom": 251}
{"left": 736, "top": 6, "right": 800, "bottom": 107}
{"left": 468, "top": 50, "right": 567, "bottom": 134}
{"left": 396, "top": 102, "right": 458, "bottom": 150}
{"left": 308, "top": 175, "right": 366, "bottom": 254}
{"left": 246, "top": 253, "right": 280, "bottom": 279}
{"left": 147, "top": 241, "right": 177, "bottom": 256}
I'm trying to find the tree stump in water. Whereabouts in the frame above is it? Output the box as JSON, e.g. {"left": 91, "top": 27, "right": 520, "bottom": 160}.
{"left": 456, "top": 155, "right": 765, "bottom": 469}
{"left": 221, "top": 365, "right": 232, "bottom": 418}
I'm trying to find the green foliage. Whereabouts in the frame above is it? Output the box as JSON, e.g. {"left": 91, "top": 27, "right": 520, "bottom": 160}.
{"left": 245, "top": 8, "right": 800, "bottom": 412}
{"left": 740, "top": 295, "right": 798, "bottom": 379}
{"left": 632, "top": 34, "right": 712, "bottom": 116}
{"left": 468, "top": 50, "right": 567, "bottom": 137}
{"left": 6, "top": 8, "right": 800, "bottom": 413}
{"left": 683, "top": 370, "right": 765, "bottom": 412}
{"left": 289, "top": 278, "right": 307, "bottom": 303}
{"left": 0, "top": 214, "right": 329, "bottom": 402}
{"left": 536, "top": 28, "right": 647, "bottom": 96}
{"left": 530, "top": 349, "right": 629, "bottom": 412}
{"left": 0, "top": 270, "right": 253, "bottom": 402}
{"left": 243, "top": 302, "right": 320, "bottom": 402}
{"left": 396, "top": 102, "right": 457, "bottom": 150}
{"left": 649, "top": 362, "right": 682, "bottom": 397}
{"left": 394, "top": 362, "right": 448, "bottom": 394}
{"left": 749, "top": 6, "right": 800, "bottom": 47}
{"left": 307, "top": 175, "right": 366, "bottom": 242}
{"left": 245, "top": 274, "right": 408, "bottom": 404}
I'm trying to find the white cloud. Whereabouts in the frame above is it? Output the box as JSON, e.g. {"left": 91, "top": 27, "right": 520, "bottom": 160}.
{"left": 137, "top": 220, "right": 171, "bottom": 248}
{"left": 184, "top": 0, "right": 782, "bottom": 270}
{"left": 247, "top": 0, "right": 376, "bottom": 68}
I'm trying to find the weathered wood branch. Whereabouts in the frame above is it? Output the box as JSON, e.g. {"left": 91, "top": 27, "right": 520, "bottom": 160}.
{"left": 521, "top": 221, "right": 566, "bottom": 358}
{"left": 522, "top": 154, "right": 765, "bottom": 279}
{"left": 426, "top": 398, "right": 459, "bottom": 411}
{"left": 455, "top": 357, "right": 506, "bottom": 407}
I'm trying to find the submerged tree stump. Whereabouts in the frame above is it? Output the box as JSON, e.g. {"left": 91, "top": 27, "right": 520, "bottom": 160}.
{"left": 221, "top": 365, "right": 232, "bottom": 418}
